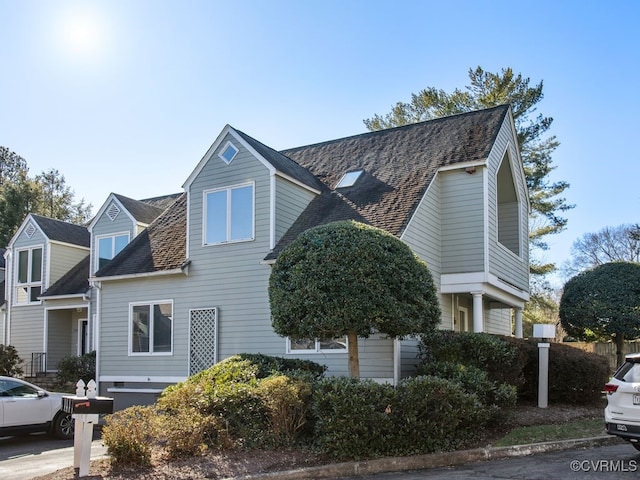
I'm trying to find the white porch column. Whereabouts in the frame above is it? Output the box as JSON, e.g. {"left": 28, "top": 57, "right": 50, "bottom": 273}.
{"left": 515, "top": 307, "right": 523, "bottom": 338}
{"left": 472, "top": 292, "right": 484, "bottom": 333}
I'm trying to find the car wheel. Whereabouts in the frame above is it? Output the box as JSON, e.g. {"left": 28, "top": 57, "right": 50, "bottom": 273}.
{"left": 632, "top": 442, "right": 640, "bottom": 453}
{"left": 52, "top": 412, "right": 74, "bottom": 440}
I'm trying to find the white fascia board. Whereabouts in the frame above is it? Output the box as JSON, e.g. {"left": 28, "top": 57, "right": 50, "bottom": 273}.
{"left": 41, "top": 294, "right": 88, "bottom": 302}
{"left": 90, "top": 268, "right": 185, "bottom": 283}
{"left": 274, "top": 171, "right": 322, "bottom": 195}
{"left": 7, "top": 214, "right": 41, "bottom": 248}
{"left": 48, "top": 239, "right": 90, "bottom": 251}
{"left": 183, "top": 125, "right": 276, "bottom": 189}
{"left": 438, "top": 160, "right": 487, "bottom": 172}
{"left": 100, "top": 375, "right": 187, "bottom": 383}
{"left": 440, "top": 272, "right": 529, "bottom": 306}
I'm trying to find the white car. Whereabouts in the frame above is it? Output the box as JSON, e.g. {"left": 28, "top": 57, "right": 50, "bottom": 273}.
{"left": 605, "top": 353, "right": 640, "bottom": 451}
{"left": 0, "top": 376, "right": 74, "bottom": 439}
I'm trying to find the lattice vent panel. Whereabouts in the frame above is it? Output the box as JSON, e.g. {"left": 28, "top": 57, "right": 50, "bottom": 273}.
{"left": 189, "top": 308, "right": 217, "bottom": 376}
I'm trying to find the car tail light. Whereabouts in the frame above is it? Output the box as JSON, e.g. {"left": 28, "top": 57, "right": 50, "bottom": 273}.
{"left": 604, "top": 383, "right": 619, "bottom": 394}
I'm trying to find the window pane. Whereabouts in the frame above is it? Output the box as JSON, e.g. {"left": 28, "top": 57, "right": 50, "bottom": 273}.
{"left": 153, "top": 304, "right": 172, "bottom": 353}
{"left": 319, "top": 337, "right": 347, "bottom": 350}
{"left": 206, "top": 191, "right": 227, "bottom": 243}
{"left": 16, "top": 286, "right": 28, "bottom": 303}
{"left": 18, "top": 250, "right": 28, "bottom": 283}
{"left": 132, "top": 305, "right": 150, "bottom": 353}
{"left": 31, "top": 248, "right": 42, "bottom": 282}
{"left": 230, "top": 186, "right": 253, "bottom": 240}
{"left": 114, "top": 235, "right": 129, "bottom": 256}
{"left": 98, "top": 237, "right": 112, "bottom": 269}
{"left": 221, "top": 144, "right": 238, "bottom": 163}
{"left": 290, "top": 338, "right": 315, "bottom": 351}
{"left": 29, "top": 286, "right": 41, "bottom": 303}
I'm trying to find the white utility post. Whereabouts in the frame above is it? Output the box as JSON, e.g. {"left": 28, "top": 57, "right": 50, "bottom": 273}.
{"left": 533, "top": 324, "right": 556, "bottom": 408}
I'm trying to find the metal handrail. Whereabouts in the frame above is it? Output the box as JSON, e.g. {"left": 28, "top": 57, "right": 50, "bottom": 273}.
{"left": 28, "top": 352, "right": 46, "bottom": 377}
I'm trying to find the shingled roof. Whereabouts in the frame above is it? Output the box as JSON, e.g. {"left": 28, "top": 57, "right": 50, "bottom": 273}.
{"left": 94, "top": 105, "right": 510, "bottom": 276}
{"left": 95, "top": 193, "right": 187, "bottom": 277}
{"left": 31, "top": 215, "right": 90, "bottom": 248}
{"left": 265, "top": 104, "right": 509, "bottom": 259}
{"left": 41, "top": 255, "right": 90, "bottom": 297}
{"left": 235, "top": 129, "right": 325, "bottom": 192}
{"left": 112, "top": 194, "right": 169, "bottom": 224}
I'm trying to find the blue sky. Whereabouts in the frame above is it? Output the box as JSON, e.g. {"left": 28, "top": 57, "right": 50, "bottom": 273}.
{"left": 1, "top": 0, "right": 638, "bottom": 287}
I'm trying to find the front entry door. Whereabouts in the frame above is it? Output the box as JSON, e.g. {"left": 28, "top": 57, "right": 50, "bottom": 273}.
{"left": 78, "top": 319, "right": 89, "bottom": 355}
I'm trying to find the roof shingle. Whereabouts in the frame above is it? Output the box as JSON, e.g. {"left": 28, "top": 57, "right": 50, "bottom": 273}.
{"left": 95, "top": 105, "right": 509, "bottom": 275}
{"left": 95, "top": 193, "right": 187, "bottom": 277}
{"left": 31, "top": 215, "right": 90, "bottom": 248}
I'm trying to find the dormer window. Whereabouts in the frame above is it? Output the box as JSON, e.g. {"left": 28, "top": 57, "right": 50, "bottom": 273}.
{"left": 218, "top": 141, "right": 239, "bottom": 164}
{"left": 97, "top": 233, "right": 130, "bottom": 270}
{"left": 336, "top": 170, "right": 363, "bottom": 188}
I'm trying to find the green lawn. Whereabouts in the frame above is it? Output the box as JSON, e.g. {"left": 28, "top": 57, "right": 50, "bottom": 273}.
{"left": 494, "top": 418, "right": 605, "bottom": 447}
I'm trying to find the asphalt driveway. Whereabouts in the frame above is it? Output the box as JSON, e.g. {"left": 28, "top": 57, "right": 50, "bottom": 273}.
{"left": 0, "top": 431, "right": 107, "bottom": 480}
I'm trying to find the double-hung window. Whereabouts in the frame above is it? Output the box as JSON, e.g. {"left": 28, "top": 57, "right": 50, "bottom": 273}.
{"left": 287, "top": 337, "right": 348, "bottom": 354}
{"left": 97, "top": 233, "right": 129, "bottom": 270}
{"left": 130, "top": 301, "right": 173, "bottom": 355}
{"left": 15, "top": 246, "right": 43, "bottom": 304}
{"left": 204, "top": 183, "right": 254, "bottom": 245}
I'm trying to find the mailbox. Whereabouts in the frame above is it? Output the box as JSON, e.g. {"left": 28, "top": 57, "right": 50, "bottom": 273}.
{"left": 62, "top": 396, "right": 114, "bottom": 415}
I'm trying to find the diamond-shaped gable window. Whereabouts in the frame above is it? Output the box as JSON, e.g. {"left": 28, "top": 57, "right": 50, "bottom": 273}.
{"left": 336, "top": 170, "right": 363, "bottom": 188}
{"left": 218, "top": 141, "right": 239, "bottom": 164}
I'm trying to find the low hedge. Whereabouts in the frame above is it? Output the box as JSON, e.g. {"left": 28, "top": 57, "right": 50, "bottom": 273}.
{"left": 311, "top": 375, "right": 490, "bottom": 459}
{"left": 500, "top": 337, "right": 609, "bottom": 404}
{"left": 418, "top": 331, "right": 525, "bottom": 388}
{"left": 418, "top": 332, "right": 609, "bottom": 405}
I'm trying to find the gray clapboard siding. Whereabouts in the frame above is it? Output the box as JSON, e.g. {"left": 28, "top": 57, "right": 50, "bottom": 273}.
{"left": 485, "top": 308, "right": 513, "bottom": 336}
{"left": 8, "top": 305, "right": 45, "bottom": 358}
{"left": 275, "top": 177, "right": 316, "bottom": 243}
{"left": 48, "top": 243, "right": 89, "bottom": 285}
{"left": 486, "top": 119, "right": 529, "bottom": 291}
{"left": 46, "top": 309, "right": 73, "bottom": 370}
{"left": 440, "top": 169, "right": 485, "bottom": 274}
{"left": 91, "top": 205, "right": 137, "bottom": 274}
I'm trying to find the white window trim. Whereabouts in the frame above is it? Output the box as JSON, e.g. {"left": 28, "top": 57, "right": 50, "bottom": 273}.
{"left": 13, "top": 245, "right": 44, "bottom": 306}
{"left": 95, "top": 231, "right": 130, "bottom": 271}
{"left": 286, "top": 336, "right": 349, "bottom": 355}
{"left": 336, "top": 170, "right": 363, "bottom": 188}
{"left": 128, "top": 299, "right": 174, "bottom": 356}
{"left": 218, "top": 141, "right": 239, "bottom": 164}
{"left": 202, "top": 182, "right": 255, "bottom": 246}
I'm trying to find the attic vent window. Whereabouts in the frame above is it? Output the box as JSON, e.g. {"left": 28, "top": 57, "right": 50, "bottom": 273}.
{"left": 218, "top": 141, "right": 239, "bottom": 164}
{"left": 336, "top": 170, "right": 363, "bottom": 188}
{"left": 25, "top": 222, "right": 37, "bottom": 238}
{"left": 107, "top": 203, "right": 121, "bottom": 221}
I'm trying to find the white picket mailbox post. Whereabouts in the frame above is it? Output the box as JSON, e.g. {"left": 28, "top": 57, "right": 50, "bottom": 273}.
{"left": 62, "top": 380, "right": 114, "bottom": 477}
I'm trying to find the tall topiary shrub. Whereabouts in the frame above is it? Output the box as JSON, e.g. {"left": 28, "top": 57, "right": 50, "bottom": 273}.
{"left": 269, "top": 220, "right": 441, "bottom": 378}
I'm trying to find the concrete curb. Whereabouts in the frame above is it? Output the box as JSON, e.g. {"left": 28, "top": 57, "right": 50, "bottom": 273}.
{"left": 226, "top": 435, "right": 619, "bottom": 479}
